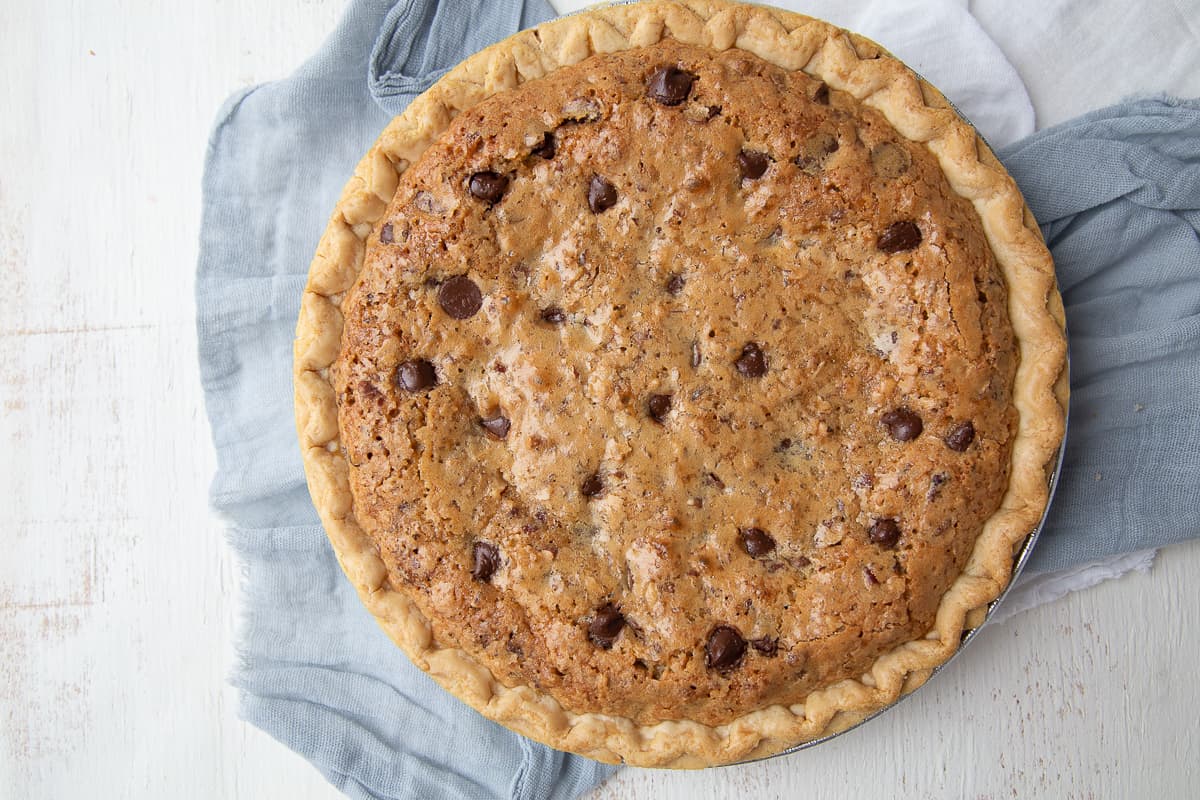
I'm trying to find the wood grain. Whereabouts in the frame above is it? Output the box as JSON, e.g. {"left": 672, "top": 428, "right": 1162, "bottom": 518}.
{"left": 1, "top": 0, "right": 1196, "bottom": 797}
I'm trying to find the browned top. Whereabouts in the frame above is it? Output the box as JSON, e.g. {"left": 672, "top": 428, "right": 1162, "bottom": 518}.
{"left": 333, "top": 39, "right": 1017, "bottom": 726}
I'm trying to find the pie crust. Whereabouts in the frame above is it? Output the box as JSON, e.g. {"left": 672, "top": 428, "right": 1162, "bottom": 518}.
{"left": 293, "top": 0, "right": 1067, "bottom": 768}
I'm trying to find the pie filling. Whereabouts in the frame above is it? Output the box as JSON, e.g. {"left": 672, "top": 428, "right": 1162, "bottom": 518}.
{"left": 333, "top": 40, "right": 1017, "bottom": 727}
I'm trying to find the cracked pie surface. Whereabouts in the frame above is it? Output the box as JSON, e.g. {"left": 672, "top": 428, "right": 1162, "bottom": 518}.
{"left": 294, "top": 0, "right": 1066, "bottom": 767}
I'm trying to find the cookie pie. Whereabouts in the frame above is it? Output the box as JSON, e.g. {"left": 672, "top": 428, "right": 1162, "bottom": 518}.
{"left": 294, "top": 0, "right": 1067, "bottom": 767}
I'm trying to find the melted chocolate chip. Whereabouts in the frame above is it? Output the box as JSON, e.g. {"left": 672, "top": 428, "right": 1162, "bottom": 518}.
{"left": 705, "top": 625, "right": 747, "bottom": 671}
{"left": 358, "top": 380, "right": 383, "bottom": 403}
{"left": 944, "top": 421, "right": 976, "bottom": 452}
{"left": 796, "top": 133, "right": 840, "bottom": 174}
{"left": 587, "top": 175, "right": 618, "bottom": 213}
{"left": 379, "top": 222, "right": 394, "bottom": 244}
{"left": 531, "top": 131, "right": 556, "bottom": 159}
{"left": 396, "top": 359, "right": 437, "bottom": 392}
{"left": 541, "top": 306, "right": 567, "bottom": 324}
{"left": 751, "top": 637, "right": 779, "bottom": 657}
{"left": 735, "top": 342, "right": 768, "bottom": 377}
{"left": 870, "top": 142, "right": 912, "bottom": 180}
{"left": 877, "top": 220, "right": 923, "bottom": 253}
{"left": 647, "top": 393, "right": 672, "bottom": 423}
{"left": 588, "top": 604, "right": 625, "bottom": 648}
{"left": 506, "top": 634, "right": 523, "bottom": 657}
{"left": 468, "top": 171, "right": 509, "bottom": 203}
{"left": 739, "top": 527, "right": 776, "bottom": 557}
{"left": 737, "top": 150, "right": 770, "bottom": 180}
{"left": 666, "top": 273, "right": 686, "bottom": 294}
{"left": 868, "top": 518, "right": 902, "bottom": 549}
{"left": 881, "top": 407, "right": 923, "bottom": 441}
{"left": 471, "top": 541, "right": 500, "bottom": 581}
{"left": 813, "top": 82, "right": 830, "bottom": 105}
{"left": 580, "top": 472, "right": 605, "bottom": 498}
{"left": 437, "top": 275, "right": 482, "bottom": 319}
{"left": 480, "top": 414, "right": 511, "bottom": 440}
{"left": 646, "top": 66, "right": 695, "bottom": 105}
{"left": 928, "top": 472, "right": 949, "bottom": 501}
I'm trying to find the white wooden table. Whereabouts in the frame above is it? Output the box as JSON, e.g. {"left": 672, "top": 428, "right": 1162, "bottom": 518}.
{"left": 2, "top": 1, "right": 1197, "bottom": 797}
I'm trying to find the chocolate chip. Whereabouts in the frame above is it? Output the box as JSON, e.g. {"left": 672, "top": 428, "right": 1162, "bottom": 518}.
{"left": 437, "top": 275, "right": 482, "bottom": 319}
{"left": 691, "top": 340, "right": 701, "bottom": 368}
{"left": 468, "top": 171, "right": 509, "bottom": 203}
{"left": 737, "top": 150, "right": 770, "bottom": 180}
{"left": 944, "top": 421, "right": 976, "bottom": 452}
{"left": 666, "top": 273, "right": 686, "bottom": 294}
{"left": 588, "top": 603, "right": 625, "bottom": 648}
{"left": 928, "top": 472, "right": 949, "bottom": 501}
{"left": 647, "top": 66, "right": 695, "bottom": 106}
{"left": 647, "top": 393, "right": 672, "bottom": 423}
{"left": 813, "top": 82, "right": 830, "bottom": 105}
{"left": 751, "top": 637, "right": 779, "bottom": 657}
{"left": 396, "top": 359, "right": 437, "bottom": 392}
{"left": 735, "top": 342, "right": 768, "bottom": 377}
{"left": 707, "top": 472, "right": 725, "bottom": 490}
{"left": 480, "top": 414, "right": 511, "bottom": 440}
{"left": 705, "top": 625, "right": 747, "bottom": 671}
{"left": 531, "top": 132, "right": 556, "bottom": 159}
{"left": 471, "top": 541, "right": 500, "bottom": 581}
{"left": 379, "top": 223, "right": 394, "bottom": 244}
{"left": 881, "top": 407, "right": 923, "bottom": 441}
{"left": 358, "top": 380, "right": 383, "bottom": 403}
{"left": 796, "top": 132, "right": 839, "bottom": 174}
{"left": 877, "top": 220, "right": 923, "bottom": 253}
{"left": 870, "top": 142, "right": 912, "bottom": 180}
{"left": 541, "top": 306, "right": 567, "bottom": 324}
{"left": 580, "top": 472, "right": 604, "bottom": 498}
{"left": 739, "top": 527, "right": 776, "bottom": 557}
{"left": 587, "top": 175, "right": 618, "bottom": 213}
{"left": 868, "top": 518, "right": 901, "bottom": 549}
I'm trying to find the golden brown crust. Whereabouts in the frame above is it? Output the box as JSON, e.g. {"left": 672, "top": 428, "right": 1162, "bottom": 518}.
{"left": 294, "top": 0, "right": 1066, "bottom": 767}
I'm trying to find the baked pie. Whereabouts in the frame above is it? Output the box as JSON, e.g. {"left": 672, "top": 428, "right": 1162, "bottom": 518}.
{"left": 294, "top": 0, "right": 1067, "bottom": 767}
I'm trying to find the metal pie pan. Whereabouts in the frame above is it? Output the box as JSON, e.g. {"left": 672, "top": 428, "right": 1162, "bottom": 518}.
{"left": 736, "top": 395, "right": 1069, "bottom": 764}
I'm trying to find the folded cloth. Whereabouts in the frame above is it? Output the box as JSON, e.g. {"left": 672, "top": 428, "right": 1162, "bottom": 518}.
{"left": 998, "top": 97, "right": 1200, "bottom": 574}
{"left": 195, "top": 0, "right": 1199, "bottom": 795}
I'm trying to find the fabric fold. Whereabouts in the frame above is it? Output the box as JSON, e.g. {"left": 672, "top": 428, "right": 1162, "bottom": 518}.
{"left": 998, "top": 97, "right": 1200, "bottom": 574}
{"left": 369, "top": 0, "right": 556, "bottom": 115}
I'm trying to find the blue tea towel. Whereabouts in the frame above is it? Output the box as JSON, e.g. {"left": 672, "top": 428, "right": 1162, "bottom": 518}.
{"left": 196, "top": 0, "right": 1200, "bottom": 795}
{"left": 998, "top": 97, "right": 1200, "bottom": 573}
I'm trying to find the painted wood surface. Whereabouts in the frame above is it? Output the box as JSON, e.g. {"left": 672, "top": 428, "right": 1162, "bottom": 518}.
{"left": 1, "top": 1, "right": 1197, "bottom": 797}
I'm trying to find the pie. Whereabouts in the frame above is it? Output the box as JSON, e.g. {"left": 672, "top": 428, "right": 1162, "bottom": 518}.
{"left": 293, "top": 0, "right": 1067, "bottom": 768}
